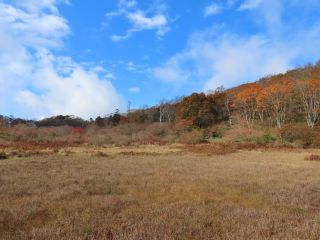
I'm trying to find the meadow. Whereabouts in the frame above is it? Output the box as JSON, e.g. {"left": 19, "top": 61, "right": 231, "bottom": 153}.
{"left": 1, "top": 143, "right": 320, "bottom": 239}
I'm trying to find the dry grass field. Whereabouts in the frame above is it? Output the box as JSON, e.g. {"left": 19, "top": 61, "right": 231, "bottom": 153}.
{"left": 1, "top": 144, "right": 320, "bottom": 239}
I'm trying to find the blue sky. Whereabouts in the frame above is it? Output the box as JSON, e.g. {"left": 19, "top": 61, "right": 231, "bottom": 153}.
{"left": 1, "top": 0, "right": 320, "bottom": 119}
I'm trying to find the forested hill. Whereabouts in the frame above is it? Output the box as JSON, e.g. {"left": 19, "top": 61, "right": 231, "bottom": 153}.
{"left": 1, "top": 63, "right": 320, "bottom": 131}
{"left": 124, "top": 62, "right": 320, "bottom": 130}
{"left": 223, "top": 63, "right": 320, "bottom": 129}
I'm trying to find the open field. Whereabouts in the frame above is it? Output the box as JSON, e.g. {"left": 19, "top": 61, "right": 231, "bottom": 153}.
{"left": 1, "top": 144, "right": 320, "bottom": 239}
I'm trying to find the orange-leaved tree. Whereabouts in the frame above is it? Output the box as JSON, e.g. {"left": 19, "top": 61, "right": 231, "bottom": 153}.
{"left": 257, "top": 76, "right": 293, "bottom": 128}
{"left": 297, "top": 68, "right": 320, "bottom": 128}
{"left": 234, "top": 83, "right": 262, "bottom": 128}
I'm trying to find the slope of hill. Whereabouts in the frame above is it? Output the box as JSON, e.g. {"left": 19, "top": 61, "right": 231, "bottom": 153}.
{"left": 0, "top": 63, "right": 320, "bottom": 148}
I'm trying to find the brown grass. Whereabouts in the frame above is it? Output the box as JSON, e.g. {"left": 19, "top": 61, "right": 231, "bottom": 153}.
{"left": 180, "top": 142, "right": 297, "bottom": 156}
{"left": 181, "top": 143, "right": 238, "bottom": 155}
{"left": 1, "top": 145, "right": 320, "bottom": 239}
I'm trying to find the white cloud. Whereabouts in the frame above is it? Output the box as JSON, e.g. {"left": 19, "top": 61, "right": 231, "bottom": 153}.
{"left": 16, "top": 51, "right": 123, "bottom": 119}
{"left": 238, "top": 0, "right": 263, "bottom": 10}
{"left": 0, "top": 3, "right": 70, "bottom": 48}
{"left": 107, "top": 0, "right": 170, "bottom": 41}
{"left": 154, "top": 19, "right": 320, "bottom": 91}
{"left": 153, "top": 56, "right": 190, "bottom": 83}
{"left": 106, "top": 0, "right": 136, "bottom": 18}
{"left": 204, "top": 3, "right": 223, "bottom": 17}
{"left": 12, "top": 0, "right": 71, "bottom": 14}
{"left": 153, "top": 1, "right": 320, "bottom": 91}
{"left": 124, "top": 61, "right": 147, "bottom": 73}
{"left": 238, "top": 0, "right": 284, "bottom": 35}
{"left": 129, "top": 87, "right": 140, "bottom": 93}
{"left": 0, "top": 1, "right": 124, "bottom": 119}
{"left": 128, "top": 11, "right": 168, "bottom": 32}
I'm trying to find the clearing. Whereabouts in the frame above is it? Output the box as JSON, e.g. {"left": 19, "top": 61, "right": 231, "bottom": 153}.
{"left": 1, "top": 145, "right": 320, "bottom": 239}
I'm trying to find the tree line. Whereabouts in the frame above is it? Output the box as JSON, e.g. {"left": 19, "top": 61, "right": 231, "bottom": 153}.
{"left": 232, "top": 65, "right": 320, "bottom": 129}
{"left": 1, "top": 64, "right": 319, "bottom": 130}
{"left": 119, "top": 64, "right": 320, "bottom": 130}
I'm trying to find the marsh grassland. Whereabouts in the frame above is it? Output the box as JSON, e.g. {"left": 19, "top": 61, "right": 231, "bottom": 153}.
{"left": 1, "top": 144, "right": 320, "bottom": 239}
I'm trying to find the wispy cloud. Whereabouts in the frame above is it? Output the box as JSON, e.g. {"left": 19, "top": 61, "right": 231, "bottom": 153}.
{"left": 129, "top": 87, "right": 140, "bottom": 93}
{"left": 153, "top": 56, "right": 191, "bottom": 84}
{"left": 204, "top": 3, "right": 223, "bottom": 17}
{"left": 106, "top": 0, "right": 136, "bottom": 19}
{"left": 107, "top": 0, "right": 171, "bottom": 41}
{"left": 238, "top": 0, "right": 263, "bottom": 10}
{"left": 154, "top": 1, "right": 320, "bottom": 91}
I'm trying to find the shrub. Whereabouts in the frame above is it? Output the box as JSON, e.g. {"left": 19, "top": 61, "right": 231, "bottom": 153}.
{"left": 279, "top": 124, "right": 319, "bottom": 148}
{"left": 89, "top": 134, "right": 114, "bottom": 146}
{"left": 305, "top": 154, "right": 320, "bottom": 161}
{"left": 256, "top": 132, "right": 277, "bottom": 144}
{"left": 146, "top": 123, "right": 171, "bottom": 138}
{"left": 176, "top": 130, "right": 207, "bottom": 145}
{"left": 0, "top": 152, "right": 8, "bottom": 160}
{"left": 211, "top": 131, "right": 222, "bottom": 139}
{"left": 208, "top": 125, "right": 229, "bottom": 140}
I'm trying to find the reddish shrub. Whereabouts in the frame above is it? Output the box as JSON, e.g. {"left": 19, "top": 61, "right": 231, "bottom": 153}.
{"left": 278, "top": 124, "right": 320, "bottom": 148}
{"left": 71, "top": 127, "right": 85, "bottom": 135}
{"left": 278, "top": 124, "right": 313, "bottom": 147}
{"left": 178, "top": 118, "right": 194, "bottom": 129}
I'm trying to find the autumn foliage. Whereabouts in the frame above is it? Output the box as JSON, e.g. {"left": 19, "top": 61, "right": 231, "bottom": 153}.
{"left": 176, "top": 92, "right": 228, "bottom": 128}
{"left": 297, "top": 68, "right": 320, "bottom": 128}
{"left": 257, "top": 76, "right": 293, "bottom": 128}
{"left": 1, "top": 63, "right": 320, "bottom": 149}
{"left": 234, "top": 83, "right": 262, "bottom": 128}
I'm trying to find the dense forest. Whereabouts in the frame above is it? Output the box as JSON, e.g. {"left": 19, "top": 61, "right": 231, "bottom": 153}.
{"left": 1, "top": 63, "right": 320, "bottom": 147}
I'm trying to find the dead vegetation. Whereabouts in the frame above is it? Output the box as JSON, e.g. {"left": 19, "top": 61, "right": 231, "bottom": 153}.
{"left": 95, "top": 151, "right": 109, "bottom": 157}
{"left": 1, "top": 146, "right": 320, "bottom": 239}
{"left": 305, "top": 154, "right": 320, "bottom": 161}
{"left": 181, "top": 143, "right": 238, "bottom": 156}
{"left": 180, "top": 142, "right": 296, "bottom": 156}
{"left": 118, "top": 151, "right": 162, "bottom": 157}
{"left": 0, "top": 152, "right": 7, "bottom": 160}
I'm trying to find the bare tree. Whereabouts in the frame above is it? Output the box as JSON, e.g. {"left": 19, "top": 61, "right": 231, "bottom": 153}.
{"left": 224, "top": 92, "right": 232, "bottom": 125}
{"left": 158, "top": 100, "right": 176, "bottom": 123}
{"left": 159, "top": 100, "right": 165, "bottom": 124}
{"left": 257, "top": 77, "right": 293, "bottom": 128}
{"left": 298, "top": 78, "right": 320, "bottom": 128}
{"left": 234, "top": 83, "right": 261, "bottom": 128}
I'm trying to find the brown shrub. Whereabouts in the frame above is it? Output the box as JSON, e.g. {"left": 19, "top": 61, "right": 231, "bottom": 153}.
{"left": 181, "top": 143, "right": 237, "bottom": 155}
{"left": 305, "top": 154, "right": 320, "bottom": 161}
{"left": 89, "top": 134, "right": 114, "bottom": 146}
{"left": 278, "top": 124, "right": 313, "bottom": 147}
{"left": 119, "top": 151, "right": 161, "bottom": 156}
{"left": 6, "top": 125, "right": 80, "bottom": 144}
{"left": 176, "top": 130, "right": 207, "bottom": 145}
{"left": 95, "top": 151, "right": 109, "bottom": 157}
{"left": 0, "top": 152, "right": 8, "bottom": 160}
{"left": 86, "top": 123, "right": 174, "bottom": 146}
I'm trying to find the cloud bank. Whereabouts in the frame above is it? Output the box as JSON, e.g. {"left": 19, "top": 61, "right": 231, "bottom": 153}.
{"left": 0, "top": 0, "right": 124, "bottom": 119}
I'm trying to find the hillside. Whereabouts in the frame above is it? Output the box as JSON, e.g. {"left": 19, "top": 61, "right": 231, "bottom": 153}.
{"left": 0, "top": 63, "right": 320, "bottom": 148}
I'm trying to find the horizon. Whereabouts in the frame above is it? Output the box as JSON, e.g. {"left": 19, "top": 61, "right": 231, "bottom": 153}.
{"left": 1, "top": 0, "right": 320, "bottom": 119}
